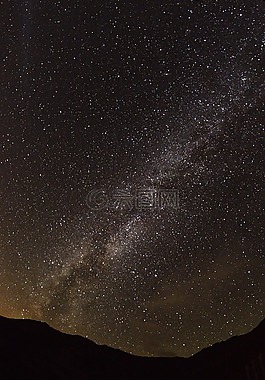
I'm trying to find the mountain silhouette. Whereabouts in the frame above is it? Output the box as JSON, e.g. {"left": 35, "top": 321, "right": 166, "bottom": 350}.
{"left": 0, "top": 315, "right": 264, "bottom": 379}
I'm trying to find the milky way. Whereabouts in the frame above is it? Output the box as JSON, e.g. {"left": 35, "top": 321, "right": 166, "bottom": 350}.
{"left": 1, "top": 1, "right": 264, "bottom": 357}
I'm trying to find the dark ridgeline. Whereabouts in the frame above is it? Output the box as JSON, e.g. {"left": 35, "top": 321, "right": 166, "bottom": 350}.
{"left": 0, "top": 315, "right": 264, "bottom": 380}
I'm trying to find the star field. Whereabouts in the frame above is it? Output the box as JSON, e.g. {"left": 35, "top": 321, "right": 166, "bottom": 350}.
{"left": 1, "top": 0, "right": 264, "bottom": 357}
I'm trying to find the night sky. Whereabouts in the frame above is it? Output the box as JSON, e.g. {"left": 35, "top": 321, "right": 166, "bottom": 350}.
{"left": 1, "top": 0, "right": 264, "bottom": 357}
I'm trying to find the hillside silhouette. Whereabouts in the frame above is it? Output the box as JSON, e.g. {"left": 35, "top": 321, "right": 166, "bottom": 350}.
{"left": 0, "top": 315, "right": 264, "bottom": 379}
